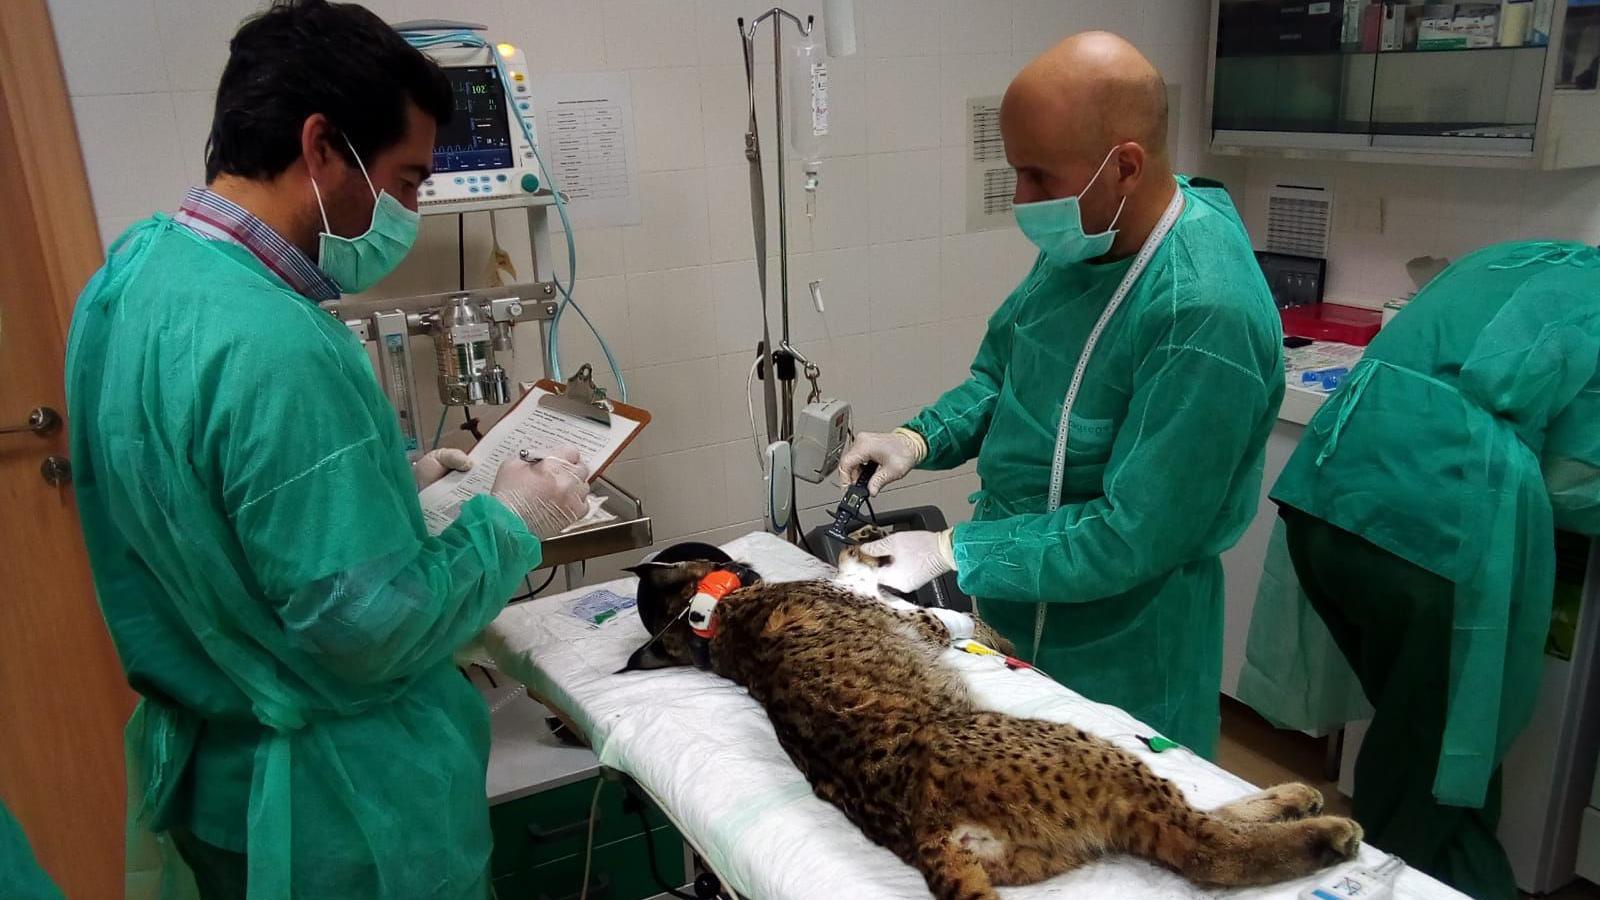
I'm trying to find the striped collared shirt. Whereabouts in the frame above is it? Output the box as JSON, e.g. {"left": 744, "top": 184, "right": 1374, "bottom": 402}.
{"left": 173, "top": 187, "right": 340, "bottom": 301}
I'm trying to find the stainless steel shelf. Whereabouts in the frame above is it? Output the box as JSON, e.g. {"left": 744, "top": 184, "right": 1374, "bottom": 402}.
{"left": 534, "top": 477, "right": 652, "bottom": 570}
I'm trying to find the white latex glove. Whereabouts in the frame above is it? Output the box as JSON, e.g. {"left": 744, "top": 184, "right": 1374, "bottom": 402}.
{"left": 838, "top": 428, "right": 927, "bottom": 497}
{"left": 413, "top": 448, "right": 473, "bottom": 490}
{"left": 490, "top": 447, "right": 592, "bottom": 539}
{"left": 860, "top": 529, "right": 956, "bottom": 594}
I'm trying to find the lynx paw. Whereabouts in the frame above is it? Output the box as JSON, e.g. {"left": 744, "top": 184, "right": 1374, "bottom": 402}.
{"left": 1303, "top": 816, "right": 1363, "bottom": 868}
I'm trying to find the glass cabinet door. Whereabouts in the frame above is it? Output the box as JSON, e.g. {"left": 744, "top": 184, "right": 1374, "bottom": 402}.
{"left": 1214, "top": 0, "right": 1555, "bottom": 154}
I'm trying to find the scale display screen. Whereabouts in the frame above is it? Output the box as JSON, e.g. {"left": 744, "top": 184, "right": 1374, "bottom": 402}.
{"left": 434, "top": 66, "right": 515, "bottom": 173}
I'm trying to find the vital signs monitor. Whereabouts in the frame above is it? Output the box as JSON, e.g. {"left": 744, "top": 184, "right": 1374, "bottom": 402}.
{"left": 401, "top": 23, "right": 543, "bottom": 207}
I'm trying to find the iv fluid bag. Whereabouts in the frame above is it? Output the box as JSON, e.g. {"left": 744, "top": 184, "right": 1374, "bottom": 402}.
{"left": 788, "top": 33, "right": 828, "bottom": 161}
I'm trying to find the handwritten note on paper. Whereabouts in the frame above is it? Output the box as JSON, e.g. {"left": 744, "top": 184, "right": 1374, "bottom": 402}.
{"left": 417, "top": 387, "right": 639, "bottom": 535}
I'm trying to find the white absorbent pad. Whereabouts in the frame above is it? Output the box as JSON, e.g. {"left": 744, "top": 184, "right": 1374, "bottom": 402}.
{"left": 481, "top": 531, "right": 1464, "bottom": 900}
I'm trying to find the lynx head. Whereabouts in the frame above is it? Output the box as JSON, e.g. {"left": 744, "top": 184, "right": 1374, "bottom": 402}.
{"left": 620, "top": 543, "right": 759, "bottom": 672}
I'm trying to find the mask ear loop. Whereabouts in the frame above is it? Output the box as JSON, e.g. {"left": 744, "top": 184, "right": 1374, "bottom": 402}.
{"left": 1081, "top": 144, "right": 1128, "bottom": 234}
{"left": 309, "top": 178, "right": 333, "bottom": 235}
{"left": 340, "top": 133, "right": 379, "bottom": 201}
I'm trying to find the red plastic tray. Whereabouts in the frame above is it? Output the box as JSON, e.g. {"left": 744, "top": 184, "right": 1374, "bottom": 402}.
{"left": 1279, "top": 303, "right": 1382, "bottom": 346}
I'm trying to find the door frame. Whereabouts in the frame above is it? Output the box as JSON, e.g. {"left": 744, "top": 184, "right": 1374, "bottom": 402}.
{"left": 1, "top": 1, "right": 103, "bottom": 330}
{"left": 0, "top": 2, "right": 129, "bottom": 897}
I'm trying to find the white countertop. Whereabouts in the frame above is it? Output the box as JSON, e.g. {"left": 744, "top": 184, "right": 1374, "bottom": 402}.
{"left": 1278, "top": 385, "right": 1326, "bottom": 426}
{"left": 1278, "top": 340, "right": 1365, "bottom": 426}
{"left": 469, "top": 665, "right": 601, "bottom": 805}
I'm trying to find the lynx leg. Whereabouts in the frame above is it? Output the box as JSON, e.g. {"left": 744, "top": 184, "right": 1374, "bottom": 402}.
{"left": 1212, "top": 783, "right": 1325, "bottom": 824}
{"left": 913, "top": 833, "right": 1001, "bottom": 900}
{"left": 1133, "top": 809, "right": 1363, "bottom": 886}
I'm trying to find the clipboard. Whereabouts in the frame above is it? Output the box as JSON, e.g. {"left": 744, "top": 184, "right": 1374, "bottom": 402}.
{"left": 522, "top": 377, "right": 652, "bottom": 482}
{"left": 417, "top": 375, "right": 650, "bottom": 536}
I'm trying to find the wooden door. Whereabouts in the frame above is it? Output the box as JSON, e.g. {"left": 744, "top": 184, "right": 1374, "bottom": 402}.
{"left": 0, "top": 3, "right": 137, "bottom": 897}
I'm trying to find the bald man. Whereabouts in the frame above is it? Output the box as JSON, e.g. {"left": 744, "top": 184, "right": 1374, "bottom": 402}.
{"left": 841, "top": 33, "right": 1283, "bottom": 755}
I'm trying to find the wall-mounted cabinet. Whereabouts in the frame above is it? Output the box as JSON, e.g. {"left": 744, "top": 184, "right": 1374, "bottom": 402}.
{"left": 1207, "top": 0, "right": 1600, "bottom": 168}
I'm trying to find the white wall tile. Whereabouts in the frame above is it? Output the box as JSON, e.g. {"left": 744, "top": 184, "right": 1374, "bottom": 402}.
{"left": 866, "top": 56, "right": 942, "bottom": 153}
{"left": 154, "top": 0, "right": 261, "bottom": 93}
{"left": 713, "top": 351, "right": 764, "bottom": 446}
{"left": 500, "top": 0, "right": 609, "bottom": 73}
{"left": 622, "top": 169, "right": 713, "bottom": 272}
{"left": 791, "top": 246, "right": 871, "bottom": 341}
{"left": 639, "top": 445, "right": 729, "bottom": 540}
{"left": 868, "top": 237, "right": 942, "bottom": 331}
{"left": 97, "top": 216, "right": 143, "bottom": 253}
{"left": 868, "top": 150, "right": 942, "bottom": 243}
{"left": 552, "top": 227, "right": 628, "bottom": 281}
{"left": 720, "top": 439, "right": 766, "bottom": 527}
{"left": 940, "top": 230, "right": 1027, "bottom": 319}
{"left": 170, "top": 90, "right": 216, "bottom": 187}
{"left": 941, "top": 0, "right": 1014, "bottom": 56}
{"left": 1143, "top": 0, "right": 1211, "bottom": 50}
{"left": 700, "top": 64, "right": 767, "bottom": 169}
{"left": 625, "top": 266, "right": 717, "bottom": 367}
{"left": 939, "top": 53, "right": 1016, "bottom": 149}
{"left": 72, "top": 94, "right": 186, "bottom": 220}
{"left": 938, "top": 145, "right": 969, "bottom": 236}
{"left": 48, "top": 0, "right": 168, "bottom": 96}
{"left": 1013, "top": 0, "right": 1148, "bottom": 58}
{"left": 604, "top": 0, "right": 701, "bottom": 69}
{"left": 712, "top": 259, "right": 764, "bottom": 355}
{"left": 859, "top": 323, "right": 946, "bottom": 415}
{"left": 862, "top": 0, "right": 944, "bottom": 58}
{"left": 940, "top": 314, "right": 989, "bottom": 388}
{"left": 619, "top": 356, "right": 721, "bottom": 458}
{"left": 706, "top": 163, "right": 811, "bottom": 263}
{"left": 629, "top": 68, "right": 707, "bottom": 173}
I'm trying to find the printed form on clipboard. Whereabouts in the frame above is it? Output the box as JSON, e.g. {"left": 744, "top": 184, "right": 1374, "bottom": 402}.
{"left": 417, "top": 381, "right": 650, "bottom": 536}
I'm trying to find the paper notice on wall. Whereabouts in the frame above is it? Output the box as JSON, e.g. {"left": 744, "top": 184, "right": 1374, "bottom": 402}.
{"left": 965, "top": 96, "right": 1015, "bottom": 233}
{"left": 531, "top": 72, "right": 641, "bottom": 228}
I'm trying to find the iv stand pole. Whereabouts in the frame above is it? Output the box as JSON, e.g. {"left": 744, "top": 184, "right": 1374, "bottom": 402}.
{"left": 741, "top": 8, "right": 810, "bottom": 543}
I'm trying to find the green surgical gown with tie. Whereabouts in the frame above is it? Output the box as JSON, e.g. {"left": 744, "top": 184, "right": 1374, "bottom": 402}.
{"left": 1261, "top": 240, "right": 1600, "bottom": 810}
{"left": 905, "top": 177, "right": 1285, "bottom": 756}
{"left": 66, "top": 215, "right": 543, "bottom": 899}
{"left": 1248, "top": 241, "right": 1600, "bottom": 890}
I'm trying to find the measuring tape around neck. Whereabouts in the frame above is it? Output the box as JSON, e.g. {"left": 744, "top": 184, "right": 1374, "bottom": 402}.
{"left": 1032, "top": 184, "right": 1187, "bottom": 662}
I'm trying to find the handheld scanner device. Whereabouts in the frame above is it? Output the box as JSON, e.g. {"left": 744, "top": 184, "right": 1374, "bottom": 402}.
{"left": 824, "top": 461, "right": 877, "bottom": 543}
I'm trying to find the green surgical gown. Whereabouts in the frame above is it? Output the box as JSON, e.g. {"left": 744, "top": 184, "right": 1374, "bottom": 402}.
{"left": 905, "top": 177, "right": 1285, "bottom": 756}
{"left": 1267, "top": 240, "right": 1600, "bottom": 808}
{"left": 66, "top": 216, "right": 542, "bottom": 899}
{"left": 0, "top": 801, "right": 62, "bottom": 900}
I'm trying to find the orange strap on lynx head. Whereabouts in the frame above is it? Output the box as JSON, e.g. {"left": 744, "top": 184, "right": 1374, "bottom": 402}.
{"left": 687, "top": 569, "right": 744, "bottom": 639}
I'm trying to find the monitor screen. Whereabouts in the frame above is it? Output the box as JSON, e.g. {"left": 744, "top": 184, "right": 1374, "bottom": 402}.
{"left": 433, "top": 66, "right": 515, "bottom": 173}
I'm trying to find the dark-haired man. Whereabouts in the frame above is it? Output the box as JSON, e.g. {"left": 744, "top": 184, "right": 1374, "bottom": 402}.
{"left": 65, "top": 2, "right": 589, "bottom": 896}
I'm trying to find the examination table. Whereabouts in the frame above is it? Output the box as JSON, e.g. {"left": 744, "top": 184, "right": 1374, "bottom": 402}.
{"left": 480, "top": 532, "right": 1466, "bottom": 900}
